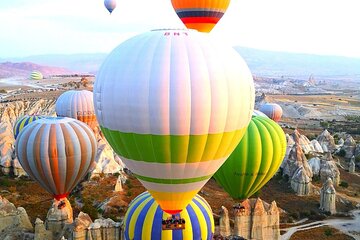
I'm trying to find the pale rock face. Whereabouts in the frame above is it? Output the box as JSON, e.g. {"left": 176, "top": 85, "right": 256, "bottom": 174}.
{"left": 91, "top": 137, "right": 125, "bottom": 177}
{"left": 317, "top": 129, "right": 336, "bottom": 152}
{"left": 355, "top": 144, "right": 360, "bottom": 157}
{"left": 341, "top": 135, "right": 357, "bottom": 159}
{"left": 291, "top": 166, "right": 312, "bottom": 196}
{"left": 114, "top": 176, "right": 123, "bottom": 192}
{"left": 337, "top": 138, "right": 345, "bottom": 147}
{"left": 232, "top": 198, "right": 280, "bottom": 240}
{"left": 219, "top": 206, "right": 231, "bottom": 237}
{"left": 310, "top": 139, "right": 324, "bottom": 153}
{"left": 0, "top": 99, "right": 56, "bottom": 176}
{"left": 320, "top": 178, "right": 336, "bottom": 214}
{"left": 308, "top": 157, "right": 321, "bottom": 175}
{"left": 0, "top": 196, "right": 33, "bottom": 237}
{"left": 320, "top": 156, "right": 340, "bottom": 186}
{"left": 46, "top": 198, "right": 73, "bottom": 240}
{"left": 349, "top": 156, "right": 356, "bottom": 173}
{"left": 34, "top": 218, "right": 53, "bottom": 240}
{"left": 282, "top": 142, "right": 313, "bottom": 179}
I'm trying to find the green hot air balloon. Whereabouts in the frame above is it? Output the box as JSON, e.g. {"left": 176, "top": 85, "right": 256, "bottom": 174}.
{"left": 213, "top": 116, "right": 286, "bottom": 200}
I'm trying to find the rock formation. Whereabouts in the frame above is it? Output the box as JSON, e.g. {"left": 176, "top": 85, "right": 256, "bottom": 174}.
{"left": 316, "top": 129, "right": 336, "bottom": 152}
{"left": 0, "top": 195, "right": 34, "bottom": 239}
{"left": 291, "top": 166, "right": 312, "bottom": 195}
{"left": 320, "top": 152, "right": 340, "bottom": 186}
{"left": 349, "top": 155, "right": 356, "bottom": 173}
{"left": 34, "top": 218, "right": 53, "bottom": 240}
{"left": 319, "top": 178, "right": 336, "bottom": 214}
{"left": 90, "top": 138, "right": 125, "bottom": 178}
{"left": 341, "top": 135, "right": 357, "bottom": 159}
{"left": 310, "top": 139, "right": 324, "bottom": 153}
{"left": 114, "top": 175, "right": 123, "bottom": 192}
{"left": 46, "top": 198, "right": 73, "bottom": 240}
{"left": 219, "top": 206, "right": 231, "bottom": 237}
{"left": 308, "top": 157, "right": 321, "bottom": 176}
{"left": 231, "top": 198, "right": 280, "bottom": 240}
{"left": 282, "top": 139, "right": 313, "bottom": 179}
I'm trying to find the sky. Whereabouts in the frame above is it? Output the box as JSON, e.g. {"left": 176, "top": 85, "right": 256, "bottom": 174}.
{"left": 1, "top": 0, "right": 360, "bottom": 58}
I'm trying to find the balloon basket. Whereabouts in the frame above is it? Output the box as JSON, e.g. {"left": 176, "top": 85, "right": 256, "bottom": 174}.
{"left": 162, "top": 215, "right": 186, "bottom": 230}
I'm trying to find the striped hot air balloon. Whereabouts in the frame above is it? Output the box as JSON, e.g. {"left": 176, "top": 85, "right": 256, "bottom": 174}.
{"left": 13, "top": 115, "right": 44, "bottom": 139}
{"left": 56, "top": 90, "right": 97, "bottom": 130}
{"left": 213, "top": 116, "right": 287, "bottom": 200}
{"left": 29, "top": 71, "right": 43, "bottom": 80}
{"left": 259, "top": 103, "right": 283, "bottom": 122}
{"left": 124, "top": 192, "right": 214, "bottom": 240}
{"left": 15, "top": 117, "right": 97, "bottom": 200}
{"left": 171, "top": 0, "right": 231, "bottom": 32}
{"left": 94, "top": 29, "right": 255, "bottom": 214}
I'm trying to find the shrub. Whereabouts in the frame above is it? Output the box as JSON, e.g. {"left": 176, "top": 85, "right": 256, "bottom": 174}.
{"left": 0, "top": 178, "right": 11, "bottom": 187}
{"left": 337, "top": 149, "right": 346, "bottom": 157}
{"left": 355, "top": 156, "right": 360, "bottom": 163}
{"left": 324, "top": 228, "right": 333, "bottom": 236}
{"left": 320, "top": 121, "right": 330, "bottom": 128}
{"left": 339, "top": 181, "right": 349, "bottom": 188}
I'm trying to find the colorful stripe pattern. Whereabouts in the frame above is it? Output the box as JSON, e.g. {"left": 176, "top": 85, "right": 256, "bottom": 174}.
{"left": 124, "top": 192, "right": 214, "bottom": 240}
{"left": 214, "top": 116, "right": 287, "bottom": 199}
{"left": 259, "top": 103, "right": 283, "bottom": 122}
{"left": 13, "top": 115, "right": 44, "bottom": 139}
{"left": 56, "top": 90, "right": 97, "bottom": 130}
{"left": 30, "top": 71, "right": 43, "bottom": 80}
{"left": 15, "top": 117, "right": 97, "bottom": 199}
{"left": 94, "top": 29, "right": 254, "bottom": 213}
{"left": 171, "top": 0, "right": 231, "bottom": 32}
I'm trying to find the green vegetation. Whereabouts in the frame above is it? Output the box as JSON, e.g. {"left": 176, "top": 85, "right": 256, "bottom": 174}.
{"left": 337, "top": 149, "right": 346, "bottom": 157}
{"left": 320, "top": 121, "right": 330, "bottom": 128}
{"left": 344, "top": 115, "right": 360, "bottom": 122}
{"left": 81, "top": 198, "right": 99, "bottom": 220}
{"left": 324, "top": 228, "right": 333, "bottom": 236}
{"left": 339, "top": 181, "right": 349, "bottom": 188}
{"left": 0, "top": 178, "right": 11, "bottom": 187}
{"left": 0, "top": 89, "right": 7, "bottom": 94}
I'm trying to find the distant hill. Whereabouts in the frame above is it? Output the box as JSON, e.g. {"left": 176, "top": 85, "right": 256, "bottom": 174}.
{"left": 0, "top": 62, "right": 75, "bottom": 79}
{"left": 234, "top": 47, "right": 360, "bottom": 78}
{"left": 4, "top": 48, "right": 360, "bottom": 78}
{"left": 7, "top": 53, "right": 107, "bottom": 74}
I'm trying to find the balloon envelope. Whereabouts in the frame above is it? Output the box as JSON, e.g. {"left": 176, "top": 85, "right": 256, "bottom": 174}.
{"left": 55, "top": 90, "right": 97, "bottom": 130}
{"left": 13, "top": 115, "right": 44, "bottom": 139}
{"left": 94, "top": 29, "right": 254, "bottom": 213}
{"left": 124, "top": 191, "right": 214, "bottom": 240}
{"left": 15, "top": 117, "right": 97, "bottom": 199}
{"left": 171, "top": 0, "right": 231, "bottom": 32}
{"left": 259, "top": 103, "right": 283, "bottom": 122}
{"left": 213, "top": 116, "right": 286, "bottom": 199}
{"left": 104, "top": 0, "right": 116, "bottom": 13}
{"left": 30, "top": 71, "right": 43, "bottom": 80}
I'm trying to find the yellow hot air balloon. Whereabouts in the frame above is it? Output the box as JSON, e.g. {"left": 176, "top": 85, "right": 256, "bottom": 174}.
{"left": 171, "top": 0, "right": 231, "bottom": 32}
{"left": 124, "top": 192, "right": 214, "bottom": 240}
{"left": 94, "top": 29, "right": 254, "bottom": 214}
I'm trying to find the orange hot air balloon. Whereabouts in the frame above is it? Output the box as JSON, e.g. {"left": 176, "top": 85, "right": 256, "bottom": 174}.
{"left": 171, "top": 0, "right": 231, "bottom": 33}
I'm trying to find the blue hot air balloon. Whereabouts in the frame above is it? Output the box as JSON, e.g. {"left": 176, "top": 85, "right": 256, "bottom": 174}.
{"left": 104, "top": 0, "right": 116, "bottom": 14}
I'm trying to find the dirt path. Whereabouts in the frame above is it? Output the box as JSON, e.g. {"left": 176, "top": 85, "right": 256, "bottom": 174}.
{"left": 281, "top": 209, "right": 360, "bottom": 240}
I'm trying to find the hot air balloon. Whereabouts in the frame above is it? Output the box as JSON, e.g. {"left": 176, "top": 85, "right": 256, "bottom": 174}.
{"left": 55, "top": 90, "right": 97, "bottom": 130}
{"left": 259, "top": 103, "right": 283, "bottom": 122}
{"left": 13, "top": 115, "right": 44, "bottom": 139}
{"left": 124, "top": 191, "right": 214, "bottom": 240}
{"left": 253, "top": 109, "right": 268, "bottom": 118}
{"left": 213, "top": 116, "right": 286, "bottom": 200}
{"left": 15, "top": 117, "right": 97, "bottom": 200}
{"left": 171, "top": 0, "right": 231, "bottom": 33}
{"left": 94, "top": 29, "right": 255, "bottom": 214}
{"left": 30, "top": 71, "right": 43, "bottom": 80}
{"left": 104, "top": 0, "right": 116, "bottom": 14}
